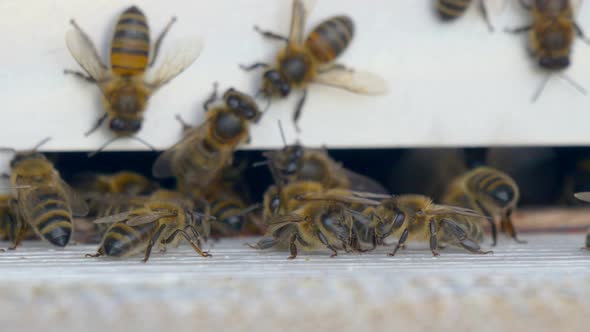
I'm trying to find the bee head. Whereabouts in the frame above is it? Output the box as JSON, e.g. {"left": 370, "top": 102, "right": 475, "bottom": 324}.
{"left": 10, "top": 152, "right": 47, "bottom": 169}
{"left": 376, "top": 206, "right": 406, "bottom": 240}
{"left": 539, "top": 56, "right": 570, "bottom": 70}
{"left": 108, "top": 117, "right": 142, "bottom": 135}
{"left": 223, "top": 88, "right": 261, "bottom": 121}
{"left": 262, "top": 69, "right": 291, "bottom": 97}
{"left": 281, "top": 144, "right": 305, "bottom": 176}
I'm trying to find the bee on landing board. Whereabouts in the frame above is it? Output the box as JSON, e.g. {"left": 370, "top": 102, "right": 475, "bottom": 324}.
{"left": 436, "top": 0, "right": 494, "bottom": 31}
{"left": 505, "top": 0, "right": 590, "bottom": 101}
{"left": 241, "top": 0, "right": 387, "bottom": 131}
{"left": 0, "top": 138, "right": 89, "bottom": 248}
{"left": 87, "top": 190, "right": 212, "bottom": 262}
{"left": 298, "top": 192, "right": 491, "bottom": 257}
{"left": 442, "top": 166, "right": 524, "bottom": 246}
{"left": 64, "top": 6, "right": 202, "bottom": 140}
{"left": 152, "top": 85, "right": 261, "bottom": 190}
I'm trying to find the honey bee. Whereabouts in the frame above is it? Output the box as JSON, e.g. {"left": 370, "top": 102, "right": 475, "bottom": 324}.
{"left": 65, "top": 6, "right": 202, "bottom": 137}
{"left": 152, "top": 85, "right": 261, "bottom": 190}
{"left": 1, "top": 138, "right": 89, "bottom": 248}
{"left": 241, "top": 0, "right": 387, "bottom": 130}
{"left": 300, "top": 192, "right": 491, "bottom": 256}
{"left": 251, "top": 181, "right": 363, "bottom": 259}
{"left": 443, "top": 166, "right": 524, "bottom": 246}
{"left": 71, "top": 171, "right": 158, "bottom": 197}
{"left": 87, "top": 189, "right": 212, "bottom": 262}
{"left": 573, "top": 192, "right": 590, "bottom": 249}
{"left": 505, "top": 0, "right": 589, "bottom": 101}
{"left": 0, "top": 194, "right": 25, "bottom": 247}
{"left": 436, "top": 0, "right": 494, "bottom": 31}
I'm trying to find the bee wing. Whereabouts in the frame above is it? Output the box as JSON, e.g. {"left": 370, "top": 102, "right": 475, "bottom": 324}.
{"left": 428, "top": 205, "right": 492, "bottom": 219}
{"left": 298, "top": 192, "right": 381, "bottom": 206}
{"left": 314, "top": 68, "right": 388, "bottom": 95}
{"left": 574, "top": 192, "right": 590, "bottom": 202}
{"left": 93, "top": 211, "right": 132, "bottom": 224}
{"left": 125, "top": 211, "right": 176, "bottom": 226}
{"left": 59, "top": 180, "right": 89, "bottom": 217}
{"left": 152, "top": 123, "right": 205, "bottom": 179}
{"left": 289, "top": 0, "right": 317, "bottom": 44}
{"left": 146, "top": 36, "right": 203, "bottom": 89}
{"left": 342, "top": 169, "right": 390, "bottom": 195}
{"left": 268, "top": 213, "right": 306, "bottom": 226}
{"left": 65, "top": 24, "right": 110, "bottom": 82}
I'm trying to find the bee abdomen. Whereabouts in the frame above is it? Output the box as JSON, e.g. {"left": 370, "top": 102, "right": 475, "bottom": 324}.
{"left": 101, "top": 222, "right": 154, "bottom": 257}
{"left": 211, "top": 199, "right": 245, "bottom": 231}
{"left": 437, "top": 0, "right": 471, "bottom": 20}
{"left": 34, "top": 209, "right": 73, "bottom": 247}
{"left": 468, "top": 171, "right": 516, "bottom": 208}
{"left": 110, "top": 6, "right": 150, "bottom": 76}
{"left": 305, "top": 16, "right": 354, "bottom": 64}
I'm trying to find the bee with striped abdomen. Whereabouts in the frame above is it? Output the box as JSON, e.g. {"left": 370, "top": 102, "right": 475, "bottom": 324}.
{"left": 65, "top": 6, "right": 202, "bottom": 137}
{"left": 241, "top": 0, "right": 387, "bottom": 130}
{"left": 436, "top": 0, "right": 494, "bottom": 31}
{"left": 299, "top": 192, "right": 490, "bottom": 256}
{"left": 72, "top": 171, "right": 158, "bottom": 197}
{"left": 87, "top": 190, "right": 212, "bottom": 262}
{"left": 505, "top": 0, "right": 589, "bottom": 101}
{"left": 2, "top": 139, "right": 89, "bottom": 248}
{"left": 443, "top": 166, "right": 524, "bottom": 246}
{"left": 152, "top": 85, "right": 261, "bottom": 190}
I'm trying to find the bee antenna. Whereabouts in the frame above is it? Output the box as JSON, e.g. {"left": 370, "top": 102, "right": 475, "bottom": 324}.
{"left": 32, "top": 137, "right": 52, "bottom": 151}
{"left": 531, "top": 75, "right": 552, "bottom": 103}
{"left": 559, "top": 73, "right": 587, "bottom": 97}
{"left": 88, "top": 137, "right": 120, "bottom": 158}
{"left": 131, "top": 136, "right": 157, "bottom": 152}
{"left": 0, "top": 147, "right": 16, "bottom": 154}
{"left": 252, "top": 160, "right": 269, "bottom": 168}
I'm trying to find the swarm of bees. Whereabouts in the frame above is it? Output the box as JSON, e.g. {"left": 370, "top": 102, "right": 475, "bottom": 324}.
{"left": 0, "top": 0, "right": 589, "bottom": 262}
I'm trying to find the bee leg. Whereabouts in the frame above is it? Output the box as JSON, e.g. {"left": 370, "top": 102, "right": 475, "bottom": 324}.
{"left": 429, "top": 219, "right": 440, "bottom": 257}
{"left": 388, "top": 228, "right": 409, "bottom": 257}
{"left": 84, "top": 113, "right": 108, "bottom": 137}
{"left": 203, "top": 82, "right": 219, "bottom": 111}
{"left": 85, "top": 248, "right": 104, "bottom": 258}
{"left": 253, "top": 25, "right": 289, "bottom": 43}
{"left": 162, "top": 228, "right": 212, "bottom": 258}
{"left": 503, "top": 25, "right": 532, "bottom": 34}
{"left": 174, "top": 114, "right": 192, "bottom": 132}
{"left": 293, "top": 89, "right": 308, "bottom": 133}
{"left": 574, "top": 23, "right": 590, "bottom": 45}
{"left": 239, "top": 62, "right": 270, "bottom": 71}
{"left": 288, "top": 235, "right": 298, "bottom": 259}
{"left": 247, "top": 237, "right": 278, "bottom": 250}
{"left": 475, "top": 200, "right": 497, "bottom": 246}
{"left": 184, "top": 224, "right": 207, "bottom": 249}
{"left": 64, "top": 69, "right": 96, "bottom": 83}
{"left": 317, "top": 231, "right": 338, "bottom": 257}
{"left": 501, "top": 209, "right": 527, "bottom": 244}
{"left": 149, "top": 16, "right": 177, "bottom": 67}
{"left": 478, "top": 0, "right": 493, "bottom": 32}
{"left": 143, "top": 224, "right": 167, "bottom": 262}
{"left": 441, "top": 219, "right": 493, "bottom": 255}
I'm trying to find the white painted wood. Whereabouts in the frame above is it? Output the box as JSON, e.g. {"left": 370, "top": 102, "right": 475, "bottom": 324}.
{"left": 1, "top": 0, "right": 589, "bottom": 156}
{"left": 0, "top": 234, "right": 589, "bottom": 332}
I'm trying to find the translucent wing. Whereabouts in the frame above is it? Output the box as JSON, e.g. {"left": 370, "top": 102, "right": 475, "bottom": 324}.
{"left": 297, "top": 192, "right": 382, "bottom": 206}
{"left": 146, "top": 36, "right": 203, "bottom": 89}
{"left": 126, "top": 211, "right": 176, "bottom": 226}
{"left": 314, "top": 68, "right": 388, "bottom": 95}
{"left": 268, "top": 213, "right": 306, "bottom": 226}
{"left": 152, "top": 121, "right": 207, "bottom": 179}
{"left": 60, "top": 179, "right": 89, "bottom": 217}
{"left": 574, "top": 192, "right": 590, "bottom": 202}
{"left": 289, "top": 0, "right": 317, "bottom": 44}
{"left": 65, "top": 21, "right": 110, "bottom": 81}
{"left": 93, "top": 211, "right": 131, "bottom": 224}
{"left": 343, "top": 169, "right": 390, "bottom": 194}
{"left": 428, "top": 204, "right": 492, "bottom": 219}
